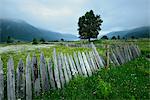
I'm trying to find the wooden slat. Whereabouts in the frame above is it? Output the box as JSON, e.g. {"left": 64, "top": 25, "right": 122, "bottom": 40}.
{"left": 40, "top": 53, "right": 50, "bottom": 91}
{"left": 60, "top": 53, "right": 69, "bottom": 83}
{"left": 70, "top": 55, "right": 78, "bottom": 75}
{"left": 73, "top": 52, "right": 83, "bottom": 75}
{"left": 135, "top": 45, "right": 141, "bottom": 56}
{"left": 89, "top": 51, "right": 97, "bottom": 71}
{"left": 32, "top": 55, "right": 41, "bottom": 96}
{"left": 7, "top": 57, "right": 16, "bottom": 100}
{"left": 16, "top": 59, "right": 25, "bottom": 99}
{"left": 64, "top": 54, "right": 72, "bottom": 80}
{"left": 48, "top": 59, "right": 56, "bottom": 89}
{"left": 85, "top": 52, "right": 94, "bottom": 72}
{"left": 26, "top": 55, "right": 32, "bottom": 100}
{"left": 127, "top": 45, "right": 133, "bottom": 60}
{"left": 116, "top": 47, "right": 125, "bottom": 64}
{"left": 67, "top": 54, "right": 77, "bottom": 77}
{"left": 113, "top": 48, "right": 123, "bottom": 64}
{"left": 57, "top": 53, "right": 65, "bottom": 88}
{"left": 110, "top": 50, "right": 120, "bottom": 66}
{"left": 91, "top": 42, "right": 104, "bottom": 67}
{"left": 0, "top": 57, "right": 4, "bottom": 100}
{"left": 78, "top": 52, "right": 88, "bottom": 77}
{"left": 123, "top": 46, "right": 130, "bottom": 62}
{"left": 91, "top": 51, "right": 99, "bottom": 69}
{"left": 133, "top": 45, "right": 139, "bottom": 57}
{"left": 53, "top": 48, "right": 61, "bottom": 89}
{"left": 82, "top": 52, "right": 92, "bottom": 76}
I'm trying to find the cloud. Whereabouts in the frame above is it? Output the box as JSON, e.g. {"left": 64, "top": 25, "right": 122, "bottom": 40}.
{"left": 20, "top": 0, "right": 74, "bottom": 22}
{"left": 0, "top": 0, "right": 149, "bottom": 36}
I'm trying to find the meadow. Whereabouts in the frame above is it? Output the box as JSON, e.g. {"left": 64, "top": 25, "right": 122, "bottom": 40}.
{"left": 0, "top": 39, "right": 150, "bottom": 99}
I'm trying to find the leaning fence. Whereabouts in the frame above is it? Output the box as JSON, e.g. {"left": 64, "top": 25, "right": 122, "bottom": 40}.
{"left": 0, "top": 43, "right": 141, "bottom": 100}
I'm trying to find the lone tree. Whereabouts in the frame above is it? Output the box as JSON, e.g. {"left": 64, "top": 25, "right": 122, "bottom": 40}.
{"left": 78, "top": 10, "right": 103, "bottom": 42}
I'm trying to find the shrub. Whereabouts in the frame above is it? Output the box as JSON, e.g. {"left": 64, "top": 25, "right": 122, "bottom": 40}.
{"left": 32, "top": 38, "right": 38, "bottom": 44}
{"left": 40, "top": 38, "right": 45, "bottom": 43}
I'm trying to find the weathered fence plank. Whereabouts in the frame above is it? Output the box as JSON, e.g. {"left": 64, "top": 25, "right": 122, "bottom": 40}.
{"left": 73, "top": 52, "right": 83, "bottom": 75}
{"left": 60, "top": 53, "right": 69, "bottom": 83}
{"left": 40, "top": 53, "right": 50, "bottom": 91}
{"left": 53, "top": 49, "right": 61, "bottom": 89}
{"left": 116, "top": 47, "right": 125, "bottom": 64}
{"left": 89, "top": 51, "right": 97, "bottom": 71}
{"left": 48, "top": 59, "right": 56, "bottom": 89}
{"left": 127, "top": 45, "right": 134, "bottom": 60}
{"left": 123, "top": 46, "right": 130, "bottom": 62}
{"left": 67, "top": 54, "right": 77, "bottom": 77}
{"left": 57, "top": 53, "right": 65, "bottom": 88}
{"left": 32, "top": 55, "right": 41, "bottom": 96}
{"left": 16, "top": 59, "right": 25, "bottom": 99}
{"left": 7, "top": 57, "right": 16, "bottom": 100}
{"left": 85, "top": 52, "right": 94, "bottom": 72}
{"left": 0, "top": 58, "right": 4, "bottom": 100}
{"left": 26, "top": 55, "right": 32, "bottom": 100}
{"left": 91, "top": 42, "right": 104, "bottom": 67}
{"left": 110, "top": 50, "right": 120, "bottom": 66}
{"left": 91, "top": 51, "right": 99, "bottom": 69}
{"left": 64, "top": 54, "right": 72, "bottom": 80}
{"left": 135, "top": 45, "right": 141, "bottom": 56}
{"left": 78, "top": 52, "right": 88, "bottom": 77}
{"left": 113, "top": 49, "right": 122, "bottom": 64}
{"left": 82, "top": 52, "right": 92, "bottom": 76}
{"left": 70, "top": 55, "right": 79, "bottom": 75}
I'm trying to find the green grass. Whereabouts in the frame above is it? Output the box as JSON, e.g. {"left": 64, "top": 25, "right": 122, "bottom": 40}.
{"left": 1, "top": 39, "right": 150, "bottom": 99}
{"left": 0, "top": 45, "right": 92, "bottom": 75}
{"left": 34, "top": 56, "right": 150, "bottom": 99}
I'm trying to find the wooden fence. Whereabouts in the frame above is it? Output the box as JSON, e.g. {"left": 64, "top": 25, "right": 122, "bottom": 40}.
{"left": 0, "top": 43, "right": 141, "bottom": 100}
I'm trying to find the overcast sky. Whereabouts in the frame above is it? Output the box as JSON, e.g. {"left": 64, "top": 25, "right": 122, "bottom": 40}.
{"left": 0, "top": 0, "right": 150, "bottom": 36}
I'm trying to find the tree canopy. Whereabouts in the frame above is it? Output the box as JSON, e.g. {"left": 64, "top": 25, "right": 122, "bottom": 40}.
{"left": 78, "top": 10, "right": 103, "bottom": 42}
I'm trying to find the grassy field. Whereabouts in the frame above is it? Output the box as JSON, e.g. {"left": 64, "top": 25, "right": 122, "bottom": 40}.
{"left": 0, "top": 45, "right": 92, "bottom": 74}
{"left": 34, "top": 56, "right": 150, "bottom": 99}
{"left": 0, "top": 39, "right": 150, "bottom": 99}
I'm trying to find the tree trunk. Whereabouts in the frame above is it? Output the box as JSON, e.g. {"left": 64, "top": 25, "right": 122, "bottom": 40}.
{"left": 88, "top": 38, "right": 91, "bottom": 42}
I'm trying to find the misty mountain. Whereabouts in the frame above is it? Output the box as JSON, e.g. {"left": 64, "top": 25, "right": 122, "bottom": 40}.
{"left": 105, "top": 26, "right": 150, "bottom": 39}
{"left": 0, "top": 19, "right": 78, "bottom": 42}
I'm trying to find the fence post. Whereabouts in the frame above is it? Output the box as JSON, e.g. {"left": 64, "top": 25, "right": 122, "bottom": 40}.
{"left": 91, "top": 42, "right": 104, "bottom": 67}
{"left": 16, "top": 59, "right": 25, "bottom": 99}
{"left": 60, "top": 53, "right": 69, "bottom": 84}
{"left": 0, "top": 57, "right": 4, "bottom": 100}
{"left": 64, "top": 54, "right": 72, "bottom": 80}
{"left": 73, "top": 52, "right": 83, "bottom": 75}
{"left": 89, "top": 51, "right": 97, "bottom": 71}
{"left": 7, "top": 57, "right": 16, "bottom": 100}
{"left": 26, "top": 54, "right": 32, "bottom": 100}
{"left": 57, "top": 53, "right": 65, "bottom": 88}
{"left": 67, "top": 54, "right": 77, "bottom": 77}
{"left": 40, "top": 53, "right": 50, "bottom": 91}
{"left": 78, "top": 52, "right": 88, "bottom": 77}
{"left": 82, "top": 52, "right": 92, "bottom": 76}
{"left": 48, "top": 59, "right": 56, "bottom": 89}
{"left": 85, "top": 52, "right": 94, "bottom": 72}
{"left": 53, "top": 48, "right": 61, "bottom": 89}
{"left": 32, "top": 54, "right": 41, "bottom": 96}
